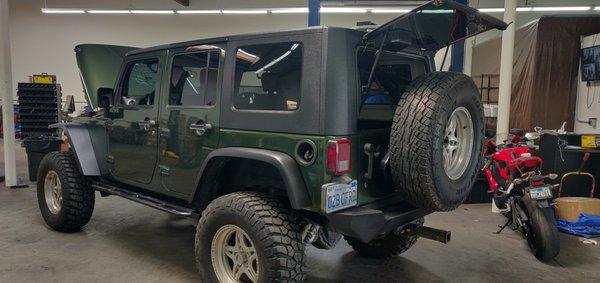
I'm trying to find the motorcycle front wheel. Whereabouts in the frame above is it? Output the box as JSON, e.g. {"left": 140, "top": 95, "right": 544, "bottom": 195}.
{"left": 518, "top": 196, "right": 560, "bottom": 262}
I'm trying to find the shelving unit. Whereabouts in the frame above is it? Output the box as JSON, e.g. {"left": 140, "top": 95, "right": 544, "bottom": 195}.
{"left": 17, "top": 83, "right": 61, "bottom": 138}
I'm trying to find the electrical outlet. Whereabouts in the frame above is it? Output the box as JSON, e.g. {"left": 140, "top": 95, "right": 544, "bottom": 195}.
{"left": 589, "top": 118, "right": 597, "bottom": 128}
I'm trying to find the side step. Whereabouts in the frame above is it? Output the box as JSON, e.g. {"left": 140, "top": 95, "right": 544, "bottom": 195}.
{"left": 92, "top": 182, "right": 198, "bottom": 219}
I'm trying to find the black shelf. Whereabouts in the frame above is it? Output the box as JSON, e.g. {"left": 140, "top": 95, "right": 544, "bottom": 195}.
{"left": 17, "top": 83, "right": 61, "bottom": 138}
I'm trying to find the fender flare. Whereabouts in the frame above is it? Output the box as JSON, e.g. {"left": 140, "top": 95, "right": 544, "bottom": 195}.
{"left": 49, "top": 123, "right": 107, "bottom": 176}
{"left": 191, "top": 147, "right": 312, "bottom": 210}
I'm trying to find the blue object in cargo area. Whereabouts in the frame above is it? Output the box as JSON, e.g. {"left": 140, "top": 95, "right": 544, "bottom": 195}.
{"left": 557, "top": 213, "right": 600, "bottom": 238}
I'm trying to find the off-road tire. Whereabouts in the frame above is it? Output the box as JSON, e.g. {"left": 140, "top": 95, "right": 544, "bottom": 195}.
{"left": 520, "top": 197, "right": 560, "bottom": 262}
{"left": 37, "top": 151, "right": 95, "bottom": 232}
{"left": 195, "top": 192, "right": 307, "bottom": 282}
{"left": 389, "top": 72, "right": 484, "bottom": 211}
{"left": 345, "top": 217, "right": 424, "bottom": 258}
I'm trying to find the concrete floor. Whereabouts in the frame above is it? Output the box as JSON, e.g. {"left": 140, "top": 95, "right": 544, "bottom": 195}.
{"left": 1, "top": 141, "right": 600, "bottom": 282}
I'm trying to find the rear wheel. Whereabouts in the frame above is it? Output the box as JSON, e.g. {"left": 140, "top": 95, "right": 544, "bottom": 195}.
{"left": 195, "top": 192, "right": 306, "bottom": 282}
{"left": 389, "top": 72, "right": 484, "bottom": 211}
{"left": 520, "top": 197, "right": 560, "bottom": 262}
{"left": 345, "top": 218, "right": 423, "bottom": 258}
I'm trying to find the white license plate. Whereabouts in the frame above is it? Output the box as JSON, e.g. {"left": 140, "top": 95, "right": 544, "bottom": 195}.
{"left": 323, "top": 180, "right": 358, "bottom": 213}
{"left": 529, "top": 186, "right": 553, "bottom": 200}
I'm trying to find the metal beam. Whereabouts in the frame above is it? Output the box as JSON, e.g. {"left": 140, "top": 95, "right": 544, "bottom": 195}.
{"left": 0, "top": 0, "right": 17, "bottom": 187}
{"left": 308, "top": 0, "right": 320, "bottom": 27}
{"left": 172, "top": 0, "right": 189, "bottom": 7}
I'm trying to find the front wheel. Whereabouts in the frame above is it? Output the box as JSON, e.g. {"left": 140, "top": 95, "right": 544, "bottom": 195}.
{"left": 195, "top": 192, "right": 307, "bottom": 282}
{"left": 37, "top": 152, "right": 95, "bottom": 232}
{"left": 520, "top": 197, "right": 560, "bottom": 262}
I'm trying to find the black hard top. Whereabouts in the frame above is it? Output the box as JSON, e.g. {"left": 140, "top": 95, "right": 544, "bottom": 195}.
{"left": 126, "top": 26, "right": 358, "bottom": 57}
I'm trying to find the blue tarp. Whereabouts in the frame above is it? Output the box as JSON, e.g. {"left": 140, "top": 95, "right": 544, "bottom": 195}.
{"left": 557, "top": 213, "right": 600, "bottom": 238}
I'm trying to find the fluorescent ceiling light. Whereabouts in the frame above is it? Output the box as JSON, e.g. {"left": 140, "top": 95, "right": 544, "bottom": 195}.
{"left": 88, "top": 10, "right": 131, "bottom": 14}
{"left": 130, "top": 10, "right": 174, "bottom": 14}
{"left": 478, "top": 8, "right": 505, "bottom": 13}
{"left": 532, "top": 6, "right": 591, "bottom": 11}
{"left": 222, "top": 10, "right": 268, "bottom": 14}
{"left": 420, "top": 9, "right": 454, "bottom": 14}
{"left": 595, "top": 7, "right": 600, "bottom": 11}
{"left": 370, "top": 9, "right": 411, "bottom": 14}
{"left": 271, "top": 8, "right": 309, "bottom": 14}
{"left": 41, "top": 8, "right": 85, "bottom": 14}
{"left": 320, "top": 7, "right": 367, "bottom": 13}
{"left": 176, "top": 10, "right": 221, "bottom": 14}
{"left": 516, "top": 7, "right": 533, "bottom": 12}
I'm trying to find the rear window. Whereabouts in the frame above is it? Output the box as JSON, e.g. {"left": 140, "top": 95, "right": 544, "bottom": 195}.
{"left": 357, "top": 49, "right": 427, "bottom": 124}
{"left": 233, "top": 42, "right": 302, "bottom": 111}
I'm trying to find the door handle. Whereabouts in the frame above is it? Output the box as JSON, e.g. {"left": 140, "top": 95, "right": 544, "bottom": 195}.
{"left": 138, "top": 118, "right": 156, "bottom": 131}
{"left": 190, "top": 121, "right": 212, "bottom": 136}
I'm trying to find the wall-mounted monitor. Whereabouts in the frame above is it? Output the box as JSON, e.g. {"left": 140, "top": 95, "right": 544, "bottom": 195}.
{"left": 582, "top": 45, "right": 600, "bottom": 82}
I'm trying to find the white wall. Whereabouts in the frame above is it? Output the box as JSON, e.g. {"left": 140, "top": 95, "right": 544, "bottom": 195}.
{"left": 574, "top": 33, "right": 600, "bottom": 134}
{"left": 7, "top": 0, "right": 600, "bottom": 108}
{"left": 8, "top": 0, "right": 402, "bottom": 107}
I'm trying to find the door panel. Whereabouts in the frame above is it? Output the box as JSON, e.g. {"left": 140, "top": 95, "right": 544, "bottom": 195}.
{"left": 157, "top": 47, "right": 223, "bottom": 197}
{"left": 108, "top": 54, "right": 163, "bottom": 185}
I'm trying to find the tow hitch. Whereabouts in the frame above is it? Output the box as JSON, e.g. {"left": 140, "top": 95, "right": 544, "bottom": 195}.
{"left": 405, "top": 225, "right": 451, "bottom": 244}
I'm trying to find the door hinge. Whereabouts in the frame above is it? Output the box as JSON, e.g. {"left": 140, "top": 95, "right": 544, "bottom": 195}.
{"left": 159, "top": 165, "right": 170, "bottom": 176}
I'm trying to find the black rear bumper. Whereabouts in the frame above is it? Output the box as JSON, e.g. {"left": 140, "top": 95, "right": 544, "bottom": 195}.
{"left": 326, "top": 194, "right": 430, "bottom": 243}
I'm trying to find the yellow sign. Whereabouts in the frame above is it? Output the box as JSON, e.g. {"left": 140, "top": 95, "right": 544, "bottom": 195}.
{"left": 581, "top": 135, "right": 599, "bottom": 148}
{"left": 32, "top": 74, "right": 56, "bottom": 84}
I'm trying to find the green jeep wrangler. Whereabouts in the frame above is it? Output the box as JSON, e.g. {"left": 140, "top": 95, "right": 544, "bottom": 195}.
{"left": 37, "top": 1, "right": 506, "bottom": 282}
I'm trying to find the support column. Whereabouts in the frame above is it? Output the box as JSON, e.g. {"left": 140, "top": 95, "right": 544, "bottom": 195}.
{"left": 308, "top": 0, "right": 320, "bottom": 27}
{"left": 495, "top": 0, "right": 516, "bottom": 142}
{"left": 450, "top": 0, "right": 468, "bottom": 73}
{"left": 0, "top": 0, "right": 17, "bottom": 187}
{"left": 463, "top": 37, "right": 475, "bottom": 76}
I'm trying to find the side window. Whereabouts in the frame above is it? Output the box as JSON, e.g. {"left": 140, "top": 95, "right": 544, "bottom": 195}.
{"left": 120, "top": 59, "right": 159, "bottom": 106}
{"left": 169, "top": 51, "right": 219, "bottom": 106}
{"left": 233, "top": 42, "right": 302, "bottom": 111}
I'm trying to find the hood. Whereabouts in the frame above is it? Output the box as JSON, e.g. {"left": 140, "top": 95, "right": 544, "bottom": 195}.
{"left": 364, "top": 0, "right": 508, "bottom": 53}
{"left": 75, "top": 44, "right": 138, "bottom": 108}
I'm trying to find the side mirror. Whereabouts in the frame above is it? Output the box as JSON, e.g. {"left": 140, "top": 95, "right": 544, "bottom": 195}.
{"left": 62, "top": 95, "right": 76, "bottom": 114}
{"left": 97, "top": 88, "right": 114, "bottom": 108}
{"left": 524, "top": 132, "right": 540, "bottom": 141}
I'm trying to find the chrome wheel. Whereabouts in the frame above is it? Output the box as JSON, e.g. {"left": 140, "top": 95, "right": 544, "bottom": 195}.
{"left": 443, "top": 107, "right": 474, "bottom": 180}
{"left": 211, "top": 224, "right": 259, "bottom": 283}
{"left": 44, "top": 170, "right": 63, "bottom": 214}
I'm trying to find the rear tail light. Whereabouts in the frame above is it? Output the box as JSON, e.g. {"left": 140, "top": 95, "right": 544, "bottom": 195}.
{"left": 327, "top": 139, "right": 351, "bottom": 176}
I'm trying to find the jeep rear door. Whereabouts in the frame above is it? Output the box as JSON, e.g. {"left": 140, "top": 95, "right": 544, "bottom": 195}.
{"left": 156, "top": 45, "right": 223, "bottom": 198}
{"left": 363, "top": 0, "right": 508, "bottom": 54}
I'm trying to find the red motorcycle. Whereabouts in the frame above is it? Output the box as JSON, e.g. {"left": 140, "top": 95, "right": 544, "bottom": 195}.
{"left": 482, "top": 129, "right": 560, "bottom": 262}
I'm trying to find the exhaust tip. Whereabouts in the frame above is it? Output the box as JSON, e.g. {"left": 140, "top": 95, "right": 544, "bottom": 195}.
{"left": 413, "top": 226, "right": 452, "bottom": 244}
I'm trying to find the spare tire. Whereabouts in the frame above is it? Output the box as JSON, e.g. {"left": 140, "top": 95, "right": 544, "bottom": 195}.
{"left": 389, "top": 72, "right": 484, "bottom": 211}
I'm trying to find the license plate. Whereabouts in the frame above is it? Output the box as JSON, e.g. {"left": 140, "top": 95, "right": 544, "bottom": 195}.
{"left": 529, "top": 186, "right": 553, "bottom": 200}
{"left": 323, "top": 180, "right": 358, "bottom": 213}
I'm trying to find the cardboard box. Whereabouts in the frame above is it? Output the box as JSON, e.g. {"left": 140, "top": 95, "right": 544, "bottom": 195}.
{"left": 555, "top": 197, "right": 600, "bottom": 222}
